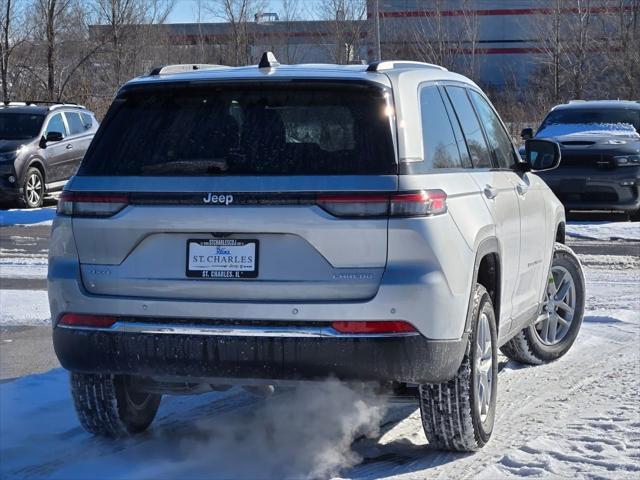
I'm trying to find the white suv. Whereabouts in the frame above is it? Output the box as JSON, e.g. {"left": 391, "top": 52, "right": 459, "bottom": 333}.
{"left": 48, "top": 54, "right": 585, "bottom": 451}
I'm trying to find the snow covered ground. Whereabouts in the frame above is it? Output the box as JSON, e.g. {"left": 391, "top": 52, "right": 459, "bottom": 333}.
{"left": 566, "top": 221, "right": 640, "bottom": 241}
{"left": 0, "top": 223, "right": 638, "bottom": 479}
{"left": 0, "top": 290, "right": 50, "bottom": 325}
{"left": 0, "top": 207, "right": 55, "bottom": 227}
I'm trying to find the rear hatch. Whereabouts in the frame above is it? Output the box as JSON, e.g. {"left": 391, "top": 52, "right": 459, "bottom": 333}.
{"left": 66, "top": 80, "right": 398, "bottom": 302}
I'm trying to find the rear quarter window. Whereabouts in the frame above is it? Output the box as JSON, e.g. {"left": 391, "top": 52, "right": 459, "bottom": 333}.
{"left": 445, "top": 86, "right": 493, "bottom": 169}
{"left": 417, "top": 85, "right": 463, "bottom": 170}
{"left": 79, "top": 83, "right": 397, "bottom": 176}
{"left": 64, "top": 112, "right": 86, "bottom": 135}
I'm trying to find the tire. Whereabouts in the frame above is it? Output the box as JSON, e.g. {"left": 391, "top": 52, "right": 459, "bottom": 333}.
{"left": 501, "top": 243, "right": 585, "bottom": 365}
{"left": 630, "top": 210, "right": 640, "bottom": 222}
{"left": 418, "top": 284, "right": 498, "bottom": 452}
{"left": 19, "top": 167, "right": 44, "bottom": 208}
{"left": 70, "top": 373, "right": 161, "bottom": 438}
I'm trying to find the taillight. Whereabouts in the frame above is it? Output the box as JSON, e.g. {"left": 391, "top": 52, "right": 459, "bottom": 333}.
{"left": 390, "top": 190, "right": 447, "bottom": 217}
{"left": 331, "top": 321, "right": 417, "bottom": 334}
{"left": 317, "top": 190, "right": 446, "bottom": 218}
{"left": 57, "top": 192, "right": 129, "bottom": 217}
{"left": 58, "top": 313, "right": 117, "bottom": 328}
{"left": 317, "top": 194, "right": 389, "bottom": 217}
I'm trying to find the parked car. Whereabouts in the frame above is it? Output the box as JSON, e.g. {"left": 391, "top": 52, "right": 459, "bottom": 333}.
{"left": 49, "top": 54, "right": 585, "bottom": 451}
{"left": 0, "top": 102, "right": 99, "bottom": 208}
{"left": 521, "top": 100, "right": 640, "bottom": 219}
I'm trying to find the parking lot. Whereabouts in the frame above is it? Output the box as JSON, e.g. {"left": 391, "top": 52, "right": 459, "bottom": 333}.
{"left": 1, "top": 206, "right": 638, "bottom": 479}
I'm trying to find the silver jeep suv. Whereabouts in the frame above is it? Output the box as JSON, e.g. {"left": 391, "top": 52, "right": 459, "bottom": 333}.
{"left": 48, "top": 54, "right": 585, "bottom": 451}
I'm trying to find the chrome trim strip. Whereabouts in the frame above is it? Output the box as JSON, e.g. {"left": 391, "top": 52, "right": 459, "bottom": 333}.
{"left": 57, "top": 322, "right": 420, "bottom": 338}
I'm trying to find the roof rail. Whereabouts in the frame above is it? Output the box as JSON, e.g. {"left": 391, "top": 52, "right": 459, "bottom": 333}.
{"left": 148, "top": 64, "right": 227, "bottom": 76}
{"left": 0, "top": 100, "right": 84, "bottom": 109}
{"left": 49, "top": 103, "right": 85, "bottom": 110}
{"left": 568, "top": 99, "right": 587, "bottom": 103}
{"left": 366, "top": 60, "right": 448, "bottom": 72}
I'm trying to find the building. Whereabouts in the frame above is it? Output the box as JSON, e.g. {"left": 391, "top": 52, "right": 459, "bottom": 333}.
{"left": 89, "top": 0, "right": 635, "bottom": 88}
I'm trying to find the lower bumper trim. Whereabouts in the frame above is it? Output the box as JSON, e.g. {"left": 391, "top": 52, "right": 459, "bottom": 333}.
{"left": 53, "top": 326, "right": 468, "bottom": 384}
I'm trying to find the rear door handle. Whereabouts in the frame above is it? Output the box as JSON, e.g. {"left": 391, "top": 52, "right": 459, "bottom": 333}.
{"left": 484, "top": 185, "right": 498, "bottom": 199}
{"left": 66, "top": 144, "right": 73, "bottom": 149}
{"left": 517, "top": 183, "right": 529, "bottom": 196}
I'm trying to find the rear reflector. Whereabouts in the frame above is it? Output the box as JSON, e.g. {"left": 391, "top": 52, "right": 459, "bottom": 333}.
{"left": 331, "top": 321, "right": 417, "bottom": 334}
{"left": 58, "top": 313, "right": 117, "bottom": 328}
{"left": 317, "top": 190, "right": 446, "bottom": 218}
{"left": 57, "top": 192, "right": 129, "bottom": 217}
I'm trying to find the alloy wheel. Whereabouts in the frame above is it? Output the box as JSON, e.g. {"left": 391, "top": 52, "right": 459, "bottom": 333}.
{"left": 534, "top": 265, "right": 576, "bottom": 345}
{"left": 25, "top": 172, "right": 43, "bottom": 207}
{"left": 475, "top": 311, "right": 493, "bottom": 423}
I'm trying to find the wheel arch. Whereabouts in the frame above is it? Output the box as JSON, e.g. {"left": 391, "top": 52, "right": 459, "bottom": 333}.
{"left": 25, "top": 157, "right": 47, "bottom": 184}
{"left": 555, "top": 221, "right": 566, "bottom": 244}
{"left": 465, "top": 237, "right": 501, "bottom": 335}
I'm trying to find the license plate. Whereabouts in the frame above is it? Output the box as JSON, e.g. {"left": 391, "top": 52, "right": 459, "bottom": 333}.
{"left": 186, "top": 239, "right": 258, "bottom": 279}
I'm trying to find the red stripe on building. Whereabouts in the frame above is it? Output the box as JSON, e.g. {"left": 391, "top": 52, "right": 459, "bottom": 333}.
{"left": 380, "top": 6, "right": 633, "bottom": 18}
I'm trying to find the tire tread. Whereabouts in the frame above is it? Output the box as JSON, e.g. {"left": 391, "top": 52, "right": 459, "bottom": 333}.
{"left": 419, "top": 284, "right": 493, "bottom": 452}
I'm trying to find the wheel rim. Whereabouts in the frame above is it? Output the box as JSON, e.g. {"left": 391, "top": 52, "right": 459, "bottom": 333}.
{"left": 25, "top": 173, "right": 43, "bottom": 206}
{"left": 475, "top": 312, "right": 493, "bottom": 423}
{"left": 534, "top": 265, "right": 576, "bottom": 345}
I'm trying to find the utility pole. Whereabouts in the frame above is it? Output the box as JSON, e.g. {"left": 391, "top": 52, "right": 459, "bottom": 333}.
{"left": 367, "top": 0, "right": 381, "bottom": 61}
{"left": 373, "top": 0, "right": 381, "bottom": 61}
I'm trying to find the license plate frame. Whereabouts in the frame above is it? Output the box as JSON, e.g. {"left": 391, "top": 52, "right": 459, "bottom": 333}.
{"left": 186, "top": 239, "right": 259, "bottom": 279}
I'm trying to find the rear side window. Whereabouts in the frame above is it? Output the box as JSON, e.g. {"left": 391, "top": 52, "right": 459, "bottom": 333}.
{"left": 418, "top": 85, "right": 462, "bottom": 169}
{"left": 45, "top": 113, "right": 67, "bottom": 138}
{"left": 445, "top": 86, "right": 492, "bottom": 168}
{"left": 64, "top": 112, "right": 86, "bottom": 135}
{"left": 80, "top": 112, "right": 93, "bottom": 130}
{"left": 79, "top": 84, "right": 396, "bottom": 176}
{"left": 468, "top": 91, "right": 517, "bottom": 169}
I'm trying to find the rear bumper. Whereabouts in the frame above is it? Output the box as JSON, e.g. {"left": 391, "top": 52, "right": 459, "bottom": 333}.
{"left": 53, "top": 324, "right": 468, "bottom": 384}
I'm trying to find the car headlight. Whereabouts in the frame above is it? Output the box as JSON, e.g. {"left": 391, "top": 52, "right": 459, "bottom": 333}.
{"left": 614, "top": 154, "right": 640, "bottom": 167}
{"left": 0, "top": 151, "right": 17, "bottom": 163}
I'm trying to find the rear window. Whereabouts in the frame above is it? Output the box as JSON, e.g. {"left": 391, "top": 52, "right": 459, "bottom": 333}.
{"left": 79, "top": 83, "right": 396, "bottom": 176}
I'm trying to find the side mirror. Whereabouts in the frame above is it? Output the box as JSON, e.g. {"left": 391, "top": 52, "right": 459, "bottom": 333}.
{"left": 45, "top": 131, "right": 64, "bottom": 142}
{"left": 524, "top": 138, "right": 561, "bottom": 172}
{"left": 520, "top": 127, "right": 533, "bottom": 140}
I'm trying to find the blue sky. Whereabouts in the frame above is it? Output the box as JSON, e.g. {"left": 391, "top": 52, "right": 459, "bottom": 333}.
{"left": 166, "top": 0, "right": 321, "bottom": 23}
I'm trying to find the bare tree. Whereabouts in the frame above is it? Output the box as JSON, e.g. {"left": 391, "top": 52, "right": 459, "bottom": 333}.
{"left": 402, "top": 0, "right": 479, "bottom": 75}
{"left": 279, "top": 0, "right": 302, "bottom": 63}
{"left": 604, "top": 0, "right": 640, "bottom": 98}
{"left": 207, "top": 0, "right": 266, "bottom": 65}
{"left": 0, "top": 0, "right": 29, "bottom": 101}
{"left": 316, "top": 0, "right": 367, "bottom": 64}
{"left": 34, "top": 0, "right": 74, "bottom": 100}
{"left": 529, "top": 0, "right": 607, "bottom": 103}
{"left": 94, "top": 0, "right": 174, "bottom": 87}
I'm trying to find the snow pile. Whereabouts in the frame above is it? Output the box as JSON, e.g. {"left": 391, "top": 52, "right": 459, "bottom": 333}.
{"left": 0, "top": 290, "right": 50, "bottom": 325}
{"left": 0, "top": 207, "right": 55, "bottom": 226}
{"left": 567, "top": 222, "right": 640, "bottom": 241}
{"left": 537, "top": 122, "right": 639, "bottom": 138}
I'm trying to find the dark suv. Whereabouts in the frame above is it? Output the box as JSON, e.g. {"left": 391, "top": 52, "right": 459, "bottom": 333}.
{"left": 0, "top": 102, "right": 98, "bottom": 208}
{"left": 521, "top": 100, "right": 640, "bottom": 219}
